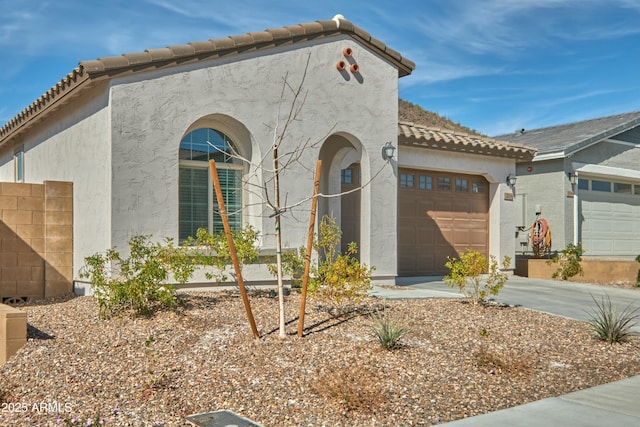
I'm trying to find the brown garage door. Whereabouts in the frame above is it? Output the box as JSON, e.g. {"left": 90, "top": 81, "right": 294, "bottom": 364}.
{"left": 398, "top": 169, "right": 489, "bottom": 276}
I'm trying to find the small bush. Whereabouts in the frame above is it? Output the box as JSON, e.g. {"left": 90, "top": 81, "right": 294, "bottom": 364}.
{"left": 312, "top": 366, "right": 385, "bottom": 413}
{"left": 309, "top": 216, "right": 374, "bottom": 314}
{"left": 371, "top": 306, "right": 410, "bottom": 350}
{"left": 444, "top": 249, "right": 510, "bottom": 304}
{"left": 549, "top": 243, "right": 584, "bottom": 280}
{"left": 81, "top": 235, "right": 196, "bottom": 318}
{"left": 267, "top": 246, "right": 306, "bottom": 289}
{"left": 586, "top": 294, "right": 640, "bottom": 344}
{"left": 635, "top": 255, "right": 640, "bottom": 287}
{"left": 185, "top": 226, "right": 259, "bottom": 282}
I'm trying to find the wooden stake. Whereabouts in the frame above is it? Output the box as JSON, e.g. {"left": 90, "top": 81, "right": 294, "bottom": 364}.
{"left": 298, "top": 160, "right": 322, "bottom": 337}
{"left": 209, "top": 159, "right": 260, "bottom": 339}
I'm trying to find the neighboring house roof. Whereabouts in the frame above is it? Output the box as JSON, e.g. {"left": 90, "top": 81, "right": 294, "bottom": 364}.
{"left": 494, "top": 111, "right": 640, "bottom": 158}
{"left": 0, "top": 18, "right": 415, "bottom": 149}
{"left": 398, "top": 121, "right": 537, "bottom": 161}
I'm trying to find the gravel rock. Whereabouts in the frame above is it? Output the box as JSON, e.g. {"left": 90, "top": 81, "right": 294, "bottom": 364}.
{"left": 1, "top": 291, "right": 639, "bottom": 426}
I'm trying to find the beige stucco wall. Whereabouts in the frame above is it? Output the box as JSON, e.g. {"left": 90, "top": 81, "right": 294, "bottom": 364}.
{"left": 107, "top": 36, "right": 400, "bottom": 282}
{"left": 0, "top": 84, "right": 111, "bottom": 280}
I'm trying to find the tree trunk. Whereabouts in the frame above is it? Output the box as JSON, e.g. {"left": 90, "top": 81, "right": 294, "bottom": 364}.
{"left": 273, "top": 146, "right": 286, "bottom": 339}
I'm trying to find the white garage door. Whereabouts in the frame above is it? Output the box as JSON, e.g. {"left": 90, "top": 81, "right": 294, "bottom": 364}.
{"left": 580, "top": 179, "right": 640, "bottom": 258}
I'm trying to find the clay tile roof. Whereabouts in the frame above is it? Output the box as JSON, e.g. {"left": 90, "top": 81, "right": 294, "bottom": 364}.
{"left": 398, "top": 121, "right": 537, "bottom": 161}
{"left": 1, "top": 17, "right": 415, "bottom": 148}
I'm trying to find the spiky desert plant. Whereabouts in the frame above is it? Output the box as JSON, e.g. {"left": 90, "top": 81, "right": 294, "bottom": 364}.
{"left": 586, "top": 294, "right": 640, "bottom": 344}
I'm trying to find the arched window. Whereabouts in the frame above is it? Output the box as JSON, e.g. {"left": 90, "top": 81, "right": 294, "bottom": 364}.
{"left": 179, "top": 128, "right": 243, "bottom": 241}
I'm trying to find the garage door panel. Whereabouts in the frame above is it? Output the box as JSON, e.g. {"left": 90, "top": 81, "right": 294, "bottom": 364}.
{"left": 581, "top": 190, "right": 640, "bottom": 257}
{"left": 419, "top": 199, "right": 436, "bottom": 212}
{"left": 437, "top": 228, "right": 454, "bottom": 245}
{"left": 399, "top": 199, "right": 417, "bottom": 218}
{"left": 417, "top": 226, "right": 436, "bottom": 246}
{"left": 453, "top": 199, "right": 471, "bottom": 212}
{"left": 436, "top": 199, "right": 454, "bottom": 212}
{"left": 418, "top": 254, "right": 436, "bottom": 273}
{"left": 398, "top": 224, "right": 417, "bottom": 245}
{"left": 398, "top": 169, "right": 489, "bottom": 276}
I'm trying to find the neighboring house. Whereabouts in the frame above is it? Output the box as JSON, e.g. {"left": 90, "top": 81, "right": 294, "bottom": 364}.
{"left": 497, "top": 111, "right": 640, "bottom": 259}
{"left": 0, "top": 17, "right": 534, "bottom": 299}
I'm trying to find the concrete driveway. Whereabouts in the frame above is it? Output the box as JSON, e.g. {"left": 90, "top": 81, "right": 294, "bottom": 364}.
{"left": 371, "top": 275, "right": 640, "bottom": 330}
{"left": 371, "top": 275, "right": 640, "bottom": 426}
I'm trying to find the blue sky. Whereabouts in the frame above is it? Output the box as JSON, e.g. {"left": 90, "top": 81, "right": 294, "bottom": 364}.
{"left": 1, "top": 0, "right": 639, "bottom": 136}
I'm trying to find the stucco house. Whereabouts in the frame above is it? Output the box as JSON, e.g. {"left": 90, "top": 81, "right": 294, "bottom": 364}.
{"left": 0, "top": 17, "right": 535, "bottom": 300}
{"left": 497, "top": 111, "right": 640, "bottom": 260}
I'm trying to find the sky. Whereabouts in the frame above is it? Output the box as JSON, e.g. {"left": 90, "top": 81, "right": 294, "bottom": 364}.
{"left": 1, "top": 0, "right": 639, "bottom": 136}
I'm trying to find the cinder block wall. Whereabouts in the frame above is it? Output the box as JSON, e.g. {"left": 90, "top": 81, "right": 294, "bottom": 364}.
{"left": 0, "top": 303, "right": 27, "bottom": 364}
{"left": 0, "top": 181, "right": 73, "bottom": 300}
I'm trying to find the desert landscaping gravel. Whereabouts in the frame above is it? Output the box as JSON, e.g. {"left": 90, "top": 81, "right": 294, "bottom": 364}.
{"left": 1, "top": 289, "right": 639, "bottom": 426}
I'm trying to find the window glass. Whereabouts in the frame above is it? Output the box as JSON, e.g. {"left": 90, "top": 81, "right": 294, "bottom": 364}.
{"left": 179, "top": 128, "right": 242, "bottom": 241}
{"left": 455, "top": 178, "right": 468, "bottom": 192}
{"left": 472, "top": 181, "right": 484, "bottom": 193}
{"left": 212, "top": 169, "right": 242, "bottom": 234}
{"left": 438, "top": 177, "right": 451, "bottom": 191}
{"left": 591, "top": 180, "right": 611, "bottom": 192}
{"left": 400, "top": 174, "right": 414, "bottom": 188}
{"left": 635, "top": 185, "right": 640, "bottom": 196}
{"left": 577, "top": 178, "right": 588, "bottom": 190}
{"left": 14, "top": 149, "right": 24, "bottom": 182}
{"left": 613, "top": 183, "right": 632, "bottom": 194}
{"left": 341, "top": 169, "right": 352, "bottom": 184}
{"left": 179, "top": 128, "right": 238, "bottom": 163}
{"left": 419, "top": 175, "right": 432, "bottom": 190}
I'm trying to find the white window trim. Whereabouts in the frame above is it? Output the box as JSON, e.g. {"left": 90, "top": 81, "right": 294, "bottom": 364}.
{"left": 179, "top": 159, "right": 244, "bottom": 234}
{"left": 14, "top": 146, "right": 24, "bottom": 183}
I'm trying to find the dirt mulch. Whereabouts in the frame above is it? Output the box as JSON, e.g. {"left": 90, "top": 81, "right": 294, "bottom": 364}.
{"left": 1, "top": 291, "right": 639, "bottom": 426}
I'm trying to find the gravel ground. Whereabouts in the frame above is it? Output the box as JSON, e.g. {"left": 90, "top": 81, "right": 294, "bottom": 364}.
{"left": 1, "top": 290, "right": 640, "bottom": 427}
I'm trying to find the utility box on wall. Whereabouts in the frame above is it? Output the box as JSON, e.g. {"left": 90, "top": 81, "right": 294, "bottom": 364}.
{"left": 0, "top": 181, "right": 73, "bottom": 302}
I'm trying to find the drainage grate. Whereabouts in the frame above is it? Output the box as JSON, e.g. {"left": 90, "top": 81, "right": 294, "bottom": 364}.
{"left": 1, "top": 296, "right": 27, "bottom": 305}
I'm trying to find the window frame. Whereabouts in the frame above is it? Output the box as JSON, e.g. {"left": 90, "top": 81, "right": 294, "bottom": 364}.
{"left": 179, "top": 129, "right": 244, "bottom": 241}
{"left": 14, "top": 146, "right": 24, "bottom": 183}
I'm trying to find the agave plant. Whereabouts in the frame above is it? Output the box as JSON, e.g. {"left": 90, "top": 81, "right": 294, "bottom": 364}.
{"left": 586, "top": 294, "right": 640, "bottom": 344}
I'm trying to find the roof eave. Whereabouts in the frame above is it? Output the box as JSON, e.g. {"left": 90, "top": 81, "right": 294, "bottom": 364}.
{"left": 0, "top": 18, "right": 416, "bottom": 148}
{"left": 398, "top": 122, "right": 537, "bottom": 162}
{"left": 0, "top": 68, "right": 92, "bottom": 149}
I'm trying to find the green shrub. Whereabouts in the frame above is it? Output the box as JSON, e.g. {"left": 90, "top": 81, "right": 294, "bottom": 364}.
{"left": 444, "top": 249, "right": 510, "bottom": 304}
{"left": 185, "top": 226, "right": 259, "bottom": 282}
{"left": 586, "top": 294, "right": 640, "bottom": 344}
{"left": 81, "top": 235, "right": 196, "bottom": 318}
{"left": 309, "top": 216, "right": 374, "bottom": 314}
{"left": 635, "top": 254, "right": 640, "bottom": 287}
{"left": 371, "top": 305, "right": 410, "bottom": 350}
{"left": 267, "top": 246, "right": 306, "bottom": 289}
{"left": 548, "top": 243, "right": 584, "bottom": 280}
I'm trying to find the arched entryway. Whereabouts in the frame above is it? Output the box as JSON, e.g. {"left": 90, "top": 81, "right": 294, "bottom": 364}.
{"left": 317, "top": 133, "right": 369, "bottom": 261}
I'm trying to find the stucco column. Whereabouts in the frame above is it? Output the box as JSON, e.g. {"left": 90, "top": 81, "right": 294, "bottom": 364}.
{"left": 573, "top": 184, "right": 580, "bottom": 245}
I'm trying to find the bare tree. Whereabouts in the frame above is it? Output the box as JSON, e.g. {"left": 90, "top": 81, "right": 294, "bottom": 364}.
{"left": 209, "top": 54, "right": 390, "bottom": 339}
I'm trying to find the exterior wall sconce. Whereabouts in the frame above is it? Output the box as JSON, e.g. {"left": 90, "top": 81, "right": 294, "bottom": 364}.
{"left": 568, "top": 171, "right": 578, "bottom": 186}
{"left": 506, "top": 174, "right": 517, "bottom": 187}
{"left": 381, "top": 142, "right": 396, "bottom": 161}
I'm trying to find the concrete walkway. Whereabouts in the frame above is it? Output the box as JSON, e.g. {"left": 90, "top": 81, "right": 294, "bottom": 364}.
{"left": 370, "top": 276, "right": 640, "bottom": 426}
